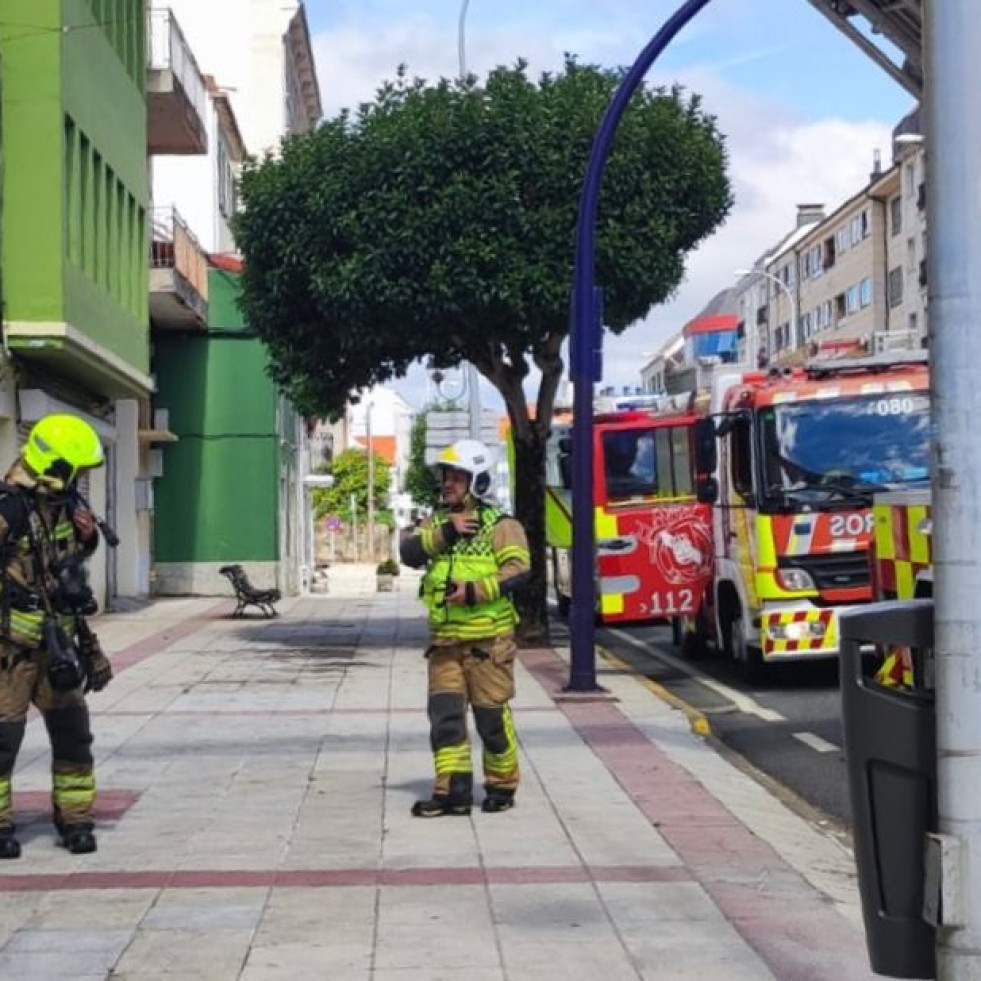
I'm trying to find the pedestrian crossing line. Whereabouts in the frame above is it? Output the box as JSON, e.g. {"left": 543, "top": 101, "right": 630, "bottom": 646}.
{"left": 793, "top": 731, "right": 840, "bottom": 754}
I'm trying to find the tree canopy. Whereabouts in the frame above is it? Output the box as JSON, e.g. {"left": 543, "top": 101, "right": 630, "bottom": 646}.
{"left": 236, "top": 57, "right": 732, "bottom": 638}
{"left": 236, "top": 57, "right": 731, "bottom": 424}
{"left": 405, "top": 412, "right": 441, "bottom": 510}
{"left": 314, "top": 448, "right": 392, "bottom": 527}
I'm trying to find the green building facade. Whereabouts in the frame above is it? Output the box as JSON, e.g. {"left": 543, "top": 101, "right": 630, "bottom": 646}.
{"left": 152, "top": 268, "right": 294, "bottom": 594}
{"left": 0, "top": 0, "right": 154, "bottom": 605}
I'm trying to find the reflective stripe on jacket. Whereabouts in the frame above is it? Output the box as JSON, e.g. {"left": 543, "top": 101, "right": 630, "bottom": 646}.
{"left": 421, "top": 506, "right": 519, "bottom": 642}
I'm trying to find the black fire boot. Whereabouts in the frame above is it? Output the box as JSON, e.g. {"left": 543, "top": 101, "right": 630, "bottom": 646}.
{"left": 411, "top": 794, "right": 472, "bottom": 818}
{"left": 481, "top": 789, "right": 516, "bottom": 814}
{"left": 412, "top": 773, "right": 472, "bottom": 818}
{"left": 0, "top": 829, "right": 21, "bottom": 860}
{"left": 58, "top": 821, "right": 97, "bottom": 854}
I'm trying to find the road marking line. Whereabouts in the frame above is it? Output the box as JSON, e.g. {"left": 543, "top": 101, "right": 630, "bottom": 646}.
{"left": 597, "top": 645, "right": 712, "bottom": 738}
{"left": 608, "top": 627, "right": 787, "bottom": 723}
{"left": 793, "top": 731, "right": 840, "bottom": 754}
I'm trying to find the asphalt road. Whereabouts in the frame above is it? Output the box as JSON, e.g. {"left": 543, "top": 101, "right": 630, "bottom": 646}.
{"left": 554, "top": 614, "right": 854, "bottom": 831}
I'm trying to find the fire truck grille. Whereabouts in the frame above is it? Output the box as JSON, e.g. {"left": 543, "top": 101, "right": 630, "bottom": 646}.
{"left": 779, "top": 552, "right": 870, "bottom": 591}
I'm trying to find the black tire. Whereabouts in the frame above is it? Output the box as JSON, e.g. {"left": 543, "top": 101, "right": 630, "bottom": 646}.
{"left": 723, "top": 602, "right": 764, "bottom": 683}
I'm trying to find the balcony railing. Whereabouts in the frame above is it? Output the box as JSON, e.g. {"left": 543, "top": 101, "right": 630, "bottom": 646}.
{"left": 147, "top": 8, "right": 208, "bottom": 154}
{"left": 150, "top": 207, "right": 208, "bottom": 325}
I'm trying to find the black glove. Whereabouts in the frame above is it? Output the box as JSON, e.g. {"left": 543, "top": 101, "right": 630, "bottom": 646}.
{"left": 85, "top": 652, "right": 112, "bottom": 693}
{"left": 79, "top": 629, "right": 112, "bottom": 693}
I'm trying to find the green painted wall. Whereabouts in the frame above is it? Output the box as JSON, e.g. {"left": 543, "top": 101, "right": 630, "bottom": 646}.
{"left": 153, "top": 270, "right": 280, "bottom": 563}
{"left": 0, "top": 0, "right": 148, "bottom": 373}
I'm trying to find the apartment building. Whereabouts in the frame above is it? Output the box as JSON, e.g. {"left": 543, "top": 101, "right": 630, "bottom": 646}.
{"left": 148, "top": 1, "right": 323, "bottom": 596}
{"left": 885, "top": 122, "right": 928, "bottom": 347}
{"left": 0, "top": 0, "right": 153, "bottom": 608}
{"left": 731, "top": 204, "right": 826, "bottom": 366}
{"left": 150, "top": 0, "right": 322, "bottom": 157}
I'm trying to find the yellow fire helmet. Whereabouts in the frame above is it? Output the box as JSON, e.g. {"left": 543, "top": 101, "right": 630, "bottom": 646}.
{"left": 436, "top": 439, "right": 494, "bottom": 500}
{"left": 22, "top": 414, "right": 104, "bottom": 489}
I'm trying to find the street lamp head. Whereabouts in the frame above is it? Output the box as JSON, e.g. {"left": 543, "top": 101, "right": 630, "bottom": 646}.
{"left": 733, "top": 268, "right": 753, "bottom": 277}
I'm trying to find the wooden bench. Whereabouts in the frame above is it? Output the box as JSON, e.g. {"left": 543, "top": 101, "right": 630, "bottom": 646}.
{"left": 219, "top": 564, "right": 282, "bottom": 619}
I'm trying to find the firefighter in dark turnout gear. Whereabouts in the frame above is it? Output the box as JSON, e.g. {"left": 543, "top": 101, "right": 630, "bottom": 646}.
{"left": 0, "top": 414, "right": 112, "bottom": 859}
{"left": 401, "top": 440, "right": 531, "bottom": 817}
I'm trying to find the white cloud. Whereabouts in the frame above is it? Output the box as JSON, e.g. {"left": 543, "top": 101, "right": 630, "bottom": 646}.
{"left": 602, "top": 69, "right": 893, "bottom": 388}
{"left": 313, "top": 18, "right": 568, "bottom": 118}
{"left": 312, "top": 24, "right": 895, "bottom": 410}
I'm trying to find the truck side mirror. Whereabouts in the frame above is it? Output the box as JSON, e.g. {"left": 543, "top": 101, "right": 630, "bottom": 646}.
{"left": 696, "top": 476, "right": 719, "bottom": 505}
{"left": 693, "top": 418, "right": 717, "bottom": 474}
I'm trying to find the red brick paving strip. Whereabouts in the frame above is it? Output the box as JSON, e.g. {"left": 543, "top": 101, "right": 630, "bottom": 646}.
{"left": 519, "top": 647, "right": 877, "bottom": 981}
{"left": 0, "top": 864, "right": 690, "bottom": 892}
{"left": 108, "top": 600, "right": 232, "bottom": 673}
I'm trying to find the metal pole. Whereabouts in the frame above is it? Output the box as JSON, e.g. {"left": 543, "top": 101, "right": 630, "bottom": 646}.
{"left": 568, "top": 0, "right": 715, "bottom": 691}
{"left": 367, "top": 402, "right": 375, "bottom": 562}
{"left": 926, "top": 3, "right": 981, "bottom": 977}
{"left": 458, "top": 0, "right": 483, "bottom": 441}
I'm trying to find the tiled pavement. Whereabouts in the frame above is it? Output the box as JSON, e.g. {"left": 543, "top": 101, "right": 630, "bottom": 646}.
{"left": 0, "top": 565, "right": 880, "bottom": 980}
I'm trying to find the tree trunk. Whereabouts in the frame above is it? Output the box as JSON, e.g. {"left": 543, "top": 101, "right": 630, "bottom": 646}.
{"left": 510, "top": 428, "right": 549, "bottom": 646}
{"left": 477, "top": 333, "right": 563, "bottom": 648}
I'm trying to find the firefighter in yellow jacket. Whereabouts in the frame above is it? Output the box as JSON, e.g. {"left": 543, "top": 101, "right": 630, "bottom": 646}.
{"left": 400, "top": 440, "right": 530, "bottom": 817}
{"left": 0, "top": 415, "right": 113, "bottom": 859}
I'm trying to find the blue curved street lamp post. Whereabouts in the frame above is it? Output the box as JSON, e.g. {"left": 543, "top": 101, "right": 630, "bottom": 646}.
{"left": 567, "top": 0, "right": 716, "bottom": 690}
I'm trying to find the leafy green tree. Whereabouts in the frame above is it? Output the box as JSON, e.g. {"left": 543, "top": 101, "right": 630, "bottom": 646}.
{"left": 405, "top": 412, "right": 441, "bottom": 510}
{"left": 314, "top": 448, "right": 392, "bottom": 528}
{"left": 236, "top": 58, "right": 732, "bottom": 641}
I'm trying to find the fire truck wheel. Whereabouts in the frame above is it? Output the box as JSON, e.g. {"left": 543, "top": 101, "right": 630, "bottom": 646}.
{"left": 671, "top": 618, "right": 707, "bottom": 659}
{"left": 723, "top": 606, "right": 763, "bottom": 682}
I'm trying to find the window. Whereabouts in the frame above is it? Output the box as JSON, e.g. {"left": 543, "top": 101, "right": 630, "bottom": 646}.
{"left": 906, "top": 163, "right": 916, "bottom": 197}
{"left": 846, "top": 284, "right": 860, "bottom": 314}
{"left": 835, "top": 227, "right": 849, "bottom": 255}
{"left": 850, "top": 210, "right": 870, "bottom": 245}
{"left": 217, "top": 138, "right": 237, "bottom": 218}
{"left": 907, "top": 236, "right": 916, "bottom": 274}
{"left": 890, "top": 196, "right": 902, "bottom": 236}
{"left": 888, "top": 267, "right": 904, "bottom": 308}
{"left": 64, "top": 116, "right": 80, "bottom": 265}
{"left": 730, "top": 417, "right": 754, "bottom": 502}
{"left": 859, "top": 277, "right": 872, "bottom": 308}
{"left": 909, "top": 313, "right": 918, "bottom": 334}
{"left": 601, "top": 426, "right": 694, "bottom": 502}
{"left": 835, "top": 293, "right": 847, "bottom": 320}
{"left": 822, "top": 300, "right": 833, "bottom": 328}
{"left": 823, "top": 236, "right": 836, "bottom": 269}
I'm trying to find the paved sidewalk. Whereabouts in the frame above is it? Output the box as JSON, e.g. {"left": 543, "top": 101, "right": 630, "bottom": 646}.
{"left": 0, "top": 564, "right": 880, "bottom": 980}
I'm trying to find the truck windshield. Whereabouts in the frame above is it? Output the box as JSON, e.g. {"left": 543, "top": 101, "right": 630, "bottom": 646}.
{"left": 759, "top": 392, "right": 930, "bottom": 492}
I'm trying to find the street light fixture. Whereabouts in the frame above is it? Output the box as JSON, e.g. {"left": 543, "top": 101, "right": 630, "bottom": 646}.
{"left": 734, "top": 266, "right": 799, "bottom": 366}
{"left": 458, "top": 0, "right": 483, "bottom": 442}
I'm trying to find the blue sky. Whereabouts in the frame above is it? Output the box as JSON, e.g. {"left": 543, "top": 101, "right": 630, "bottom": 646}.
{"left": 303, "top": 0, "right": 916, "bottom": 409}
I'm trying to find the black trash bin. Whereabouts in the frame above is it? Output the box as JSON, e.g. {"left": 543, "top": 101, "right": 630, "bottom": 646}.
{"left": 840, "top": 600, "right": 936, "bottom": 980}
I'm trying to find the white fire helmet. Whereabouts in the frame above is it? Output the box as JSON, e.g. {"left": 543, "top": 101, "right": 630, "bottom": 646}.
{"left": 436, "top": 439, "right": 494, "bottom": 501}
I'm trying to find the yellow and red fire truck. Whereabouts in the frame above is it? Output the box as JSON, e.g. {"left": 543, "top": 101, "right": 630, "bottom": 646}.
{"left": 870, "top": 487, "right": 932, "bottom": 602}
{"left": 694, "top": 351, "right": 930, "bottom": 677}
{"left": 545, "top": 399, "right": 713, "bottom": 638}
